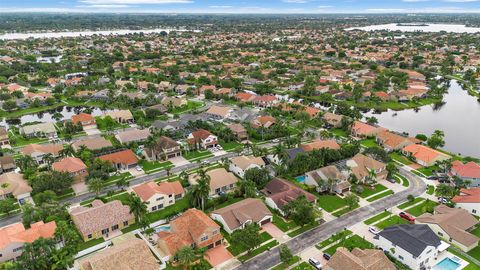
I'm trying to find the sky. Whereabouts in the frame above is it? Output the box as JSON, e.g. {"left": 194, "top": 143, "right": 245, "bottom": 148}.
{"left": 1, "top": 0, "right": 480, "bottom": 14}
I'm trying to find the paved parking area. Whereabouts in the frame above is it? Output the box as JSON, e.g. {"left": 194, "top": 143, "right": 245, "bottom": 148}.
{"left": 299, "top": 247, "right": 326, "bottom": 267}
{"left": 205, "top": 245, "right": 233, "bottom": 267}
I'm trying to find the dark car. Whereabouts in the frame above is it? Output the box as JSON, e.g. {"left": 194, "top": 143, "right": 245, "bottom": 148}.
{"left": 323, "top": 253, "right": 331, "bottom": 260}
{"left": 399, "top": 212, "right": 415, "bottom": 223}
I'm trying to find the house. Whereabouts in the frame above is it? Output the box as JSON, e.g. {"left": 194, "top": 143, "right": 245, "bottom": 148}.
{"left": 262, "top": 178, "right": 317, "bottom": 215}
{"left": 52, "top": 157, "right": 88, "bottom": 183}
{"left": 205, "top": 105, "right": 232, "bottom": 120}
{"left": 156, "top": 208, "right": 223, "bottom": 261}
{"left": 21, "top": 143, "right": 63, "bottom": 164}
{"left": 251, "top": 116, "right": 276, "bottom": 128}
{"left": 70, "top": 199, "right": 135, "bottom": 241}
{"left": 346, "top": 153, "right": 387, "bottom": 183}
{"left": 19, "top": 122, "right": 57, "bottom": 138}
{"left": 252, "top": 95, "right": 278, "bottom": 108}
{"left": 376, "top": 131, "right": 419, "bottom": 151}
{"left": 187, "top": 129, "right": 218, "bottom": 150}
{"left": 145, "top": 136, "right": 182, "bottom": 161}
{"left": 103, "top": 110, "right": 134, "bottom": 124}
{"left": 235, "top": 92, "right": 256, "bottom": 103}
{"left": 300, "top": 139, "right": 340, "bottom": 151}
{"left": 351, "top": 121, "right": 386, "bottom": 138}
{"left": 227, "top": 123, "right": 248, "bottom": 141}
{"left": 0, "top": 221, "right": 56, "bottom": 263}
{"left": 99, "top": 149, "right": 139, "bottom": 170}
{"left": 324, "top": 247, "right": 396, "bottom": 270}
{"left": 188, "top": 168, "right": 238, "bottom": 196}
{"left": 322, "top": 112, "right": 344, "bottom": 128}
{"left": 78, "top": 237, "right": 159, "bottom": 270}
{"left": 402, "top": 144, "right": 451, "bottom": 167}
{"left": 71, "top": 113, "right": 96, "bottom": 127}
{"left": 229, "top": 155, "right": 265, "bottom": 178}
{"left": 115, "top": 128, "right": 151, "bottom": 144}
{"left": 0, "top": 172, "right": 32, "bottom": 205}
{"left": 450, "top": 161, "right": 480, "bottom": 187}
{"left": 0, "top": 127, "right": 10, "bottom": 147}
{"left": 373, "top": 224, "right": 445, "bottom": 270}
{"left": 304, "top": 165, "right": 351, "bottom": 194}
{"left": 416, "top": 205, "right": 479, "bottom": 252}
{"left": 211, "top": 198, "right": 272, "bottom": 234}
{"left": 132, "top": 181, "right": 185, "bottom": 212}
{"left": 71, "top": 137, "right": 113, "bottom": 152}
{"left": 0, "top": 156, "right": 15, "bottom": 174}
{"left": 452, "top": 187, "right": 480, "bottom": 215}
{"left": 161, "top": 96, "right": 187, "bottom": 108}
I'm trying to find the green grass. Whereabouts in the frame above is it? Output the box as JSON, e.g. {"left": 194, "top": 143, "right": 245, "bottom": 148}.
{"left": 332, "top": 204, "right": 359, "bottom": 217}
{"left": 95, "top": 116, "right": 128, "bottom": 131}
{"left": 398, "top": 198, "right": 424, "bottom": 209}
{"left": 316, "top": 230, "right": 353, "bottom": 250}
{"left": 105, "top": 172, "right": 133, "bottom": 185}
{"left": 360, "top": 138, "right": 379, "bottom": 148}
{"left": 291, "top": 262, "right": 315, "bottom": 270}
{"left": 271, "top": 256, "right": 301, "bottom": 270}
{"left": 183, "top": 150, "right": 214, "bottom": 161}
{"left": 406, "top": 200, "right": 438, "bottom": 217}
{"left": 448, "top": 247, "right": 480, "bottom": 270}
{"left": 467, "top": 245, "right": 480, "bottom": 259}
{"left": 146, "top": 198, "right": 190, "bottom": 222}
{"left": 394, "top": 173, "right": 409, "bottom": 187}
{"left": 238, "top": 240, "right": 279, "bottom": 262}
{"left": 357, "top": 184, "right": 388, "bottom": 198}
{"left": 272, "top": 213, "right": 297, "bottom": 232}
{"left": 375, "top": 215, "right": 409, "bottom": 229}
{"left": 219, "top": 140, "right": 243, "bottom": 152}
{"left": 389, "top": 152, "right": 413, "bottom": 165}
{"left": 317, "top": 195, "right": 348, "bottom": 212}
{"left": 427, "top": 185, "right": 435, "bottom": 195}
{"left": 287, "top": 221, "right": 319, "bottom": 237}
{"left": 139, "top": 160, "right": 174, "bottom": 173}
{"left": 367, "top": 190, "right": 394, "bottom": 202}
{"left": 323, "top": 235, "right": 374, "bottom": 255}
{"left": 227, "top": 232, "right": 272, "bottom": 256}
{"left": 471, "top": 226, "right": 480, "bottom": 238}
{"left": 78, "top": 238, "right": 105, "bottom": 251}
{"left": 330, "top": 128, "right": 347, "bottom": 138}
{"left": 169, "top": 101, "right": 204, "bottom": 114}
{"left": 364, "top": 211, "right": 392, "bottom": 225}
{"left": 416, "top": 166, "right": 439, "bottom": 177}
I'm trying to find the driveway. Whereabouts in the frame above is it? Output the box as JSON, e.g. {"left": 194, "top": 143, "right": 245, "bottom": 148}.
{"left": 261, "top": 222, "right": 290, "bottom": 243}
{"left": 299, "top": 247, "right": 326, "bottom": 267}
{"left": 169, "top": 156, "right": 190, "bottom": 166}
{"left": 205, "top": 245, "right": 233, "bottom": 267}
{"left": 235, "top": 167, "right": 426, "bottom": 270}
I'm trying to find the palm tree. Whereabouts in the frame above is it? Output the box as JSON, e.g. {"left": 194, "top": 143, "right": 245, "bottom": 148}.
{"left": 126, "top": 194, "right": 148, "bottom": 221}
{"left": 87, "top": 178, "right": 105, "bottom": 197}
{"left": 326, "top": 178, "right": 339, "bottom": 194}
{"left": 17, "top": 155, "right": 36, "bottom": 172}
{"left": 116, "top": 175, "right": 129, "bottom": 190}
{"left": 238, "top": 180, "right": 256, "bottom": 198}
{"left": 367, "top": 169, "right": 377, "bottom": 185}
{"left": 176, "top": 246, "right": 196, "bottom": 270}
{"left": 196, "top": 169, "right": 211, "bottom": 211}
{"left": 43, "top": 153, "right": 55, "bottom": 169}
{"left": 272, "top": 144, "right": 287, "bottom": 164}
{"left": 60, "top": 144, "right": 75, "bottom": 157}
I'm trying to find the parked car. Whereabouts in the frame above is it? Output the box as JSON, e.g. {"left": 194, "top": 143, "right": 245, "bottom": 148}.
{"left": 308, "top": 258, "right": 322, "bottom": 270}
{"left": 399, "top": 212, "right": 415, "bottom": 223}
{"left": 323, "top": 253, "right": 331, "bottom": 260}
{"left": 387, "top": 178, "right": 396, "bottom": 184}
{"left": 369, "top": 226, "right": 381, "bottom": 235}
{"left": 438, "top": 197, "right": 448, "bottom": 204}
{"left": 135, "top": 165, "right": 142, "bottom": 171}
{"left": 217, "top": 145, "right": 223, "bottom": 150}
{"left": 272, "top": 139, "right": 280, "bottom": 143}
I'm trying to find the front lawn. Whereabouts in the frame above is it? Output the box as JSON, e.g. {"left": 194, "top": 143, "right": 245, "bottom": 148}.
{"left": 271, "top": 256, "right": 301, "bottom": 270}
{"left": 367, "top": 190, "right": 394, "bottom": 202}
{"left": 471, "top": 226, "right": 480, "bottom": 238}
{"left": 398, "top": 198, "right": 424, "bottom": 209}
{"left": 406, "top": 200, "right": 438, "bottom": 217}
{"left": 415, "top": 166, "right": 439, "bottom": 177}
{"left": 330, "top": 128, "right": 347, "bottom": 138}
{"left": 316, "top": 230, "right": 352, "bottom": 250}
{"left": 332, "top": 204, "right": 359, "bottom": 217}
{"left": 272, "top": 213, "right": 297, "bottom": 232}
{"left": 219, "top": 140, "right": 243, "bottom": 152}
{"left": 139, "top": 160, "right": 174, "bottom": 173}
{"left": 364, "top": 211, "right": 392, "bottom": 225}
{"left": 375, "top": 215, "right": 409, "bottom": 229}
{"left": 357, "top": 184, "right": 388, "bottom": 198}
{"left": 291, "top": 262, "right": 315, "bottom": 270}
{"left": 287, "top": 221, "right": 319, "bottom": 237}
{"left": 226, "top": 231, "right": 272, "bottom": 256}
{"left": 238, "top": 240, "right": 279, "bottom": 262}
{"left": 317, "top": 195, "right": 348, "bottom": 213}
{"left": 169, "top": 101, "right": 204, "bottom": 114}
{"left": 183, "top": 150, "right": 214, "bottom": 161}
{"left": 324, "top": 235, "right": 374, "bottom": 255}
{"left": 427, "top": 185, "right": 435, "bottom": 195}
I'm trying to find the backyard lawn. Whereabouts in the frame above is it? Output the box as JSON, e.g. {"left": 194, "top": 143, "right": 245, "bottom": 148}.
{"left": 389, "top": 152, "right": 413, "bottom": 165}
{"left": 360, "top": 138, "right": 379, "bottom": 148}
{"left": 357, "top": 184, "right": 388, "bottom": 198}
{"left": 375, "top": 215, "right": 409, "bottom": 229}
{"left": 467, "top": 245, "right": 480, "bottom": 259}
{"left": 323, "top": 235, "right": 374, "bottom": 255}
{"left": 406, "top": 200, "right": 438, "bottom": 217}
{"left": 317, "top": 195, "right": 348, "bottom": 213}
{"left": 330, "top": 128, "right": 347, "bottom": 138}
{"left": 78, "top": 238, "right": 105, "bottom": 251}
{"left": 169, "top": 101, "right": 204, "bottom": 114}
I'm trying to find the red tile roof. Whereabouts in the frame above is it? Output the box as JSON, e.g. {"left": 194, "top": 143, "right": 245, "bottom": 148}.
{"left": 99, "top": 149, "right": 138, "bottom": 166}
{"left": 452, "top": 188, "right": 480, "bottom": 204}
{"left": 52, "top": 157, "right": 87, "bottom": 173}
{"left": 132, "top": 181, "right": 184, "bottom": 202}
{"left": 451, "top": 161, "right": 480, "bottom": 179}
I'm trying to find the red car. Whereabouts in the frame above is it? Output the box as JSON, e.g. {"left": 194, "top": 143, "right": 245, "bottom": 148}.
{"left": 399, "top": 212, "right": 415, "bottom": 223}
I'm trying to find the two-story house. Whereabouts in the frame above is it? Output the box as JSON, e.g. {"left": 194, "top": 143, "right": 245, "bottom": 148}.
{"left": 374, "top": 224, "right": 445, "bottom": 270}
{"left": 346, "top": 153, "right": 387, "bottom": 183}
{"left": 187, "top": 129, "right": 218, "bottom": 150}
{"left": 21, "top": 143, "right": 63, "bottom": 165}
{"left": 131, "top": 181, "right": 185, "bottom": 212}
{"left": 70, "top": 200, "right": 135, "bottom": 241}
{"left": 145, "top": 136, "right": 182, "bottom": 161}
{"left": 156, "top": 208, "right": 223, "bottom": 261}
{"left": 188, "top": 168, "right": 238, "bottom": 196}
{"left": 229, "top": 155, "right": 265, "bottom": 178}
{"left": 0, "top": 127, "right": 10, "bottom": 147}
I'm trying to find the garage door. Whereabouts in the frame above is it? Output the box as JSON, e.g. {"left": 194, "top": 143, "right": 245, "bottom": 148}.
{"left": 261, "top": 218, "right": 272, "bottom": 225}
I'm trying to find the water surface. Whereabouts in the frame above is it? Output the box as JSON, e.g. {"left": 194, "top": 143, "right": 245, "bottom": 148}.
{"left": 346, "top": 23, "right": 480, "bottom": 33}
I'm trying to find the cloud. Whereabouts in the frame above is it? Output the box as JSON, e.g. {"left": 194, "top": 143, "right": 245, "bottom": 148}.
{"left": 282, "top": 0, "right": 311, "bottom": 3}
{"left": 77, "top": 4, "right": 131, "bottom": 7}
{"left": 79, "top": 0, "right": 192, "bottom": 4}
{"left": 402, "top": 0, "right": 430, "bottom": 2}
{"left": 443, "top": 0, "right": 478, "bottom": 2}
{"left": 208, "top": 5, "right": 233, "bottom": 8}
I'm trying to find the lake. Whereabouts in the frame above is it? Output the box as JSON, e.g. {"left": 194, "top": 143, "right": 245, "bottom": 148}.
{"left": 0, "top": 28, "right": 200, "bottom": 40}
{"left": 364, "top": 81, "right": 480, "bottom": 158}
{"left": 346, "top": 23, "right": 480, "bottom": 33}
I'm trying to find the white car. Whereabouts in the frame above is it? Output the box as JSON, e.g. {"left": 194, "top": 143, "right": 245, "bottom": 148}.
{"left": 369, "top": 226, "right": 381, "bottom": 235}
{"left": 438, "top": 197, "right": 448, "bottom": 204}
{"left": 217, "top": 145, "right": 223, "bottom": 150}
{"left": 135, "top": 165, "right": 142, "bottom": 171}
{"left": 309, "top": 258, "right": 322, "bottom": 270}
{"left": 272, "top": 139, "right": 280, "bottom": 143}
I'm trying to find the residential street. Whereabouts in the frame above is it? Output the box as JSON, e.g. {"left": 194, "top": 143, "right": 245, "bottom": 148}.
{"left": 235, "top": 167, "right": 426, "bottom": 270}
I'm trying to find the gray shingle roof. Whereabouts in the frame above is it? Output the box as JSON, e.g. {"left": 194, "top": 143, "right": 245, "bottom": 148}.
{"left": 378, "top": 224, "right": 441, "bottom": 257}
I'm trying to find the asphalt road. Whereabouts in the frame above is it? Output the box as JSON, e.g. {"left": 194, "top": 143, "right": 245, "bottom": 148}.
{"left": 235, "top": 166, "right": 426, "bottom": 270}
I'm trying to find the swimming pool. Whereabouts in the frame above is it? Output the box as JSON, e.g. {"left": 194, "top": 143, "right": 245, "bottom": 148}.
{"left": 295, "top": 175, "right": 306, "bottom": 183}
{"left": 434, "top": 257, "right": 460, "bottom": 270}
{"left": 154, "top": 225, "right": 171, "bottom": 233}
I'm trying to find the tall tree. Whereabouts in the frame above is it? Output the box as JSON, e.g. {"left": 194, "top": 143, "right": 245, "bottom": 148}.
{"left": 126, "top": 193, "right": 148, "bottom": 221}
{"left": 176, "top": 246, "right": 196, "bottom": 270}
{"left": 231, "top": 223, "right": 262, "bottom": 254}
{"left": 87, "top": 178, "right": 105, "bottom": 197}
